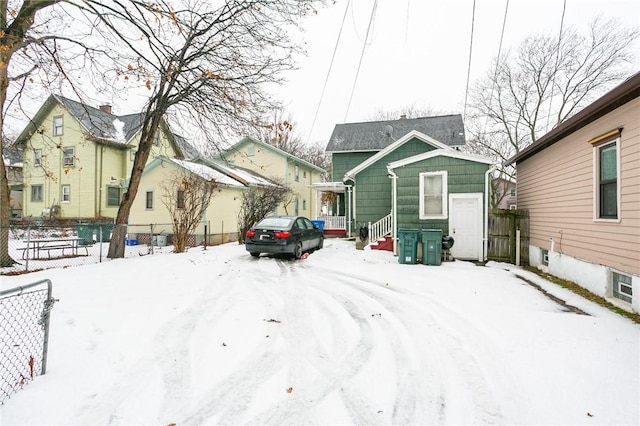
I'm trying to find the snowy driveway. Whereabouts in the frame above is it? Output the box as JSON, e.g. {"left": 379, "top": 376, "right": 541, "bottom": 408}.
{"left": 1, "top": 238, "right": 638, "bottom": 425}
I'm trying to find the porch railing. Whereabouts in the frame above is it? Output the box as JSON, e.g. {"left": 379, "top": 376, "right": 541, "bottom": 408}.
{"left": 368, "top": 213, "right": 392, "bottom": 245}
{"left": 316, "top": 215, "right": 345, "bottom": 230}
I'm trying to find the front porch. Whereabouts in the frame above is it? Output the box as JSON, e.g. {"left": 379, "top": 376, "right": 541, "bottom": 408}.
{"left": 311, "top": 182, "right": 352, "bottom": 237}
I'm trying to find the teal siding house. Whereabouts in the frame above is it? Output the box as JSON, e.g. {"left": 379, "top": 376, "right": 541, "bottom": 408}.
{"left": 321, "top": 115, "right": 494, "bottom": 261}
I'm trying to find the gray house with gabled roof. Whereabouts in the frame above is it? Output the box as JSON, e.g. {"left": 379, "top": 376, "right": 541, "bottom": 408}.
{"left": 318, "top": 115, "right": 494, "bottom": 261}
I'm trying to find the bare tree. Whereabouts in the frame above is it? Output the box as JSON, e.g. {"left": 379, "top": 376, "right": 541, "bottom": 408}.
{"left": 466, "top": 17, "right": 639, "bottom": 169}
{"left": 71, "top": 0, "right": 325, "bottom": 259}
{"left": 237, "top": 184, "right": 292, "bottom": 244}
{"left": 160, "top": 170, "right": 217, "bottom": 253}
{"left": 366, "top": 104, "right": 445, "bottom": 121}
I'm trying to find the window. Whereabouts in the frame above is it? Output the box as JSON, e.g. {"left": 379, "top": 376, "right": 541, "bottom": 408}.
{"left": 593, "top": 137, "right": 619, "bottom": 220}
{"left": 130, "top": 150, "right": 137, "bottom": 161}
{"left": 33, "top": 149, "right": 42, "bottom": 166}
{"left": 541, "top": 249, "right": 549, "bottom": 266}
{"left": 294, "top": 198, "right": 299, "bottom": 215}
{"left": 153, "top": 133, "right": 160, "bottom": 146}
{"left": 31, "top": 185, "right": 43, "bottom": 202}
{"left": 177, "top": 190, "right": 185, "bottom": 209}
{"left": 106, "top": 186, "right": 121, "bottom": 207}
{"left": 419, "top": 171, "right": 447, "bottom": 219}
{"left": 146, "top": 191, "right": 153, "bottom": 209}
{"left": 294, "top": 165, "right": 299, "bottom": 182}
{"left": 612, "top": 272, "right": 632, "bottom": 304}
{"left": 53, "top": 116, "right": 63, "bottom": 136}
{"left": 510, "top": 188, "right": 516, "bottom": 196}
{"left": 62, "top": 185, "right": 70, "bottom": 203}
{"left": 247, "top": 146, "right": 255, "bottom": 156}
{"left": 303, "top": 171, "right": 307, "bottom": 179}
{"left": 63, "top": 147, "right": 75, "bottom": 167}
{"left": 303, "top": 199, "right": 307, "bottom": 210}
{"left": 509, "top": 204, "right": 517, "bottom": 210}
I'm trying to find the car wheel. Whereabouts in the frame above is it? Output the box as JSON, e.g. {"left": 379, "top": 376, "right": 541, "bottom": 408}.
{"left": 317, "top": 236, "right": 324, "bottom": 250}
{"left": 293, "top": 242, "right": 303, "bottom": 259}
{"left": 250, "top": 252, "right": 260, "bottom": 258}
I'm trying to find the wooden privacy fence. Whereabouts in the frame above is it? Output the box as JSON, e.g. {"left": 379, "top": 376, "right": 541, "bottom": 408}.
{"left": 487, "top": 209, "right": 529, "bottom": 265}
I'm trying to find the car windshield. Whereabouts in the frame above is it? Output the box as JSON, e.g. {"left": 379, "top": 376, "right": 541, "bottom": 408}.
{"left": 255, "top": 217, "right": 293, "bottom": 228}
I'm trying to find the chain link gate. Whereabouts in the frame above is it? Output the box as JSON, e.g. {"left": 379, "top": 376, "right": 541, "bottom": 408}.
{"left": 0, "top": 279, "right": 57, "bottom": 404}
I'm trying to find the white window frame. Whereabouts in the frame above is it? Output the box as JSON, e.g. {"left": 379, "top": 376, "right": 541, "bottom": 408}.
{"left": 593, "top": 137, "right": 620, "bottom": 222}
{"left": 31, "top": 185, "right": 43, "bottom": 202}
{"left": 61, "top": 185, "right": 70, "bottom": 203}
{"left": 63, "top": 147, "right": 75, "bottom": 167}
{"left": 145, "top": 191, "right": 153, "bottom": 210}
{"left": 419, "top": 171, "right": 448, "bottom": 219}
{"left": 34, "top": 149, "right": 42, "bottom": 166}
{"left": 130, "top": 150, "right": 137, "bottom": 161}
{"left": 53, "top": 116, "right": 63, "bottom": 136}
{"left": 294, "top": 164, "right": 299, "bottom": 182}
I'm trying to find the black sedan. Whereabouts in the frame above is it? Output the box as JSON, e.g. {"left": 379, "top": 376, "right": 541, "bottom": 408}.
{"left": 245, "top": 216, "right": 324, "bottom": 259}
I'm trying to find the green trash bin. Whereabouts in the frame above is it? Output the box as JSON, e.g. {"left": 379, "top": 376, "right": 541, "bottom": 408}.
{"left": 421, "top": 229, "right": 442, "bottom": 266}
{"left": 98, "top": 224, "right": 114, "bottom": 242}
{"left": 75, "top": 224, "right": 95, "bottom": 246}
{"left": 398, "top": 229, "right": 420, "bottom": 264}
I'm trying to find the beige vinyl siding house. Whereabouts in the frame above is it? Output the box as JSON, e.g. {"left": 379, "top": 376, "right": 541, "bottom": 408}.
{"left": 219, "top": 136, "right": 325, "bottom": 217}
{"left": 18, "top": 95, "right": 193, "bottom": 220}
{"left": 507, "top": 72, "right": 640, "bottom": 312}
{"left": 129, "top": 157, "right": 277, "bottom": 245}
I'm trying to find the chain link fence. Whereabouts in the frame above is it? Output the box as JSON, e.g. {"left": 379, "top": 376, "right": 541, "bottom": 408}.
{"left": 1, "top": 221, "right": 239, "bottom": 275}
{"left": 0, "top": 279, "right": 56, "bottom": 405}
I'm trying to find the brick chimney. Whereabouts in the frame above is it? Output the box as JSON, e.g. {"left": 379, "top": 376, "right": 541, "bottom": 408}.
{"left": 100, "top": 104, "right": 112, "bottom": 114}
{"left": 400, "top": 114, "right": 407, "bottom": 119}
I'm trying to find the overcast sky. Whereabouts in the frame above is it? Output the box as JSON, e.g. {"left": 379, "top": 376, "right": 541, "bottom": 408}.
{"left": 282, "top": 0, "right": 640, "bottom": 144}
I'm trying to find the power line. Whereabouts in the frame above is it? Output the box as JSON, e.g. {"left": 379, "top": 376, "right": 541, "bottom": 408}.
{"left": 463, "top": 0, "right": 477, "bottom": 122}
{"left": 483, "top": 0, "right": 510, "bottom": 134}
{"left": 306, "top": 0, "right": 351, "bottom": 143}
{"left": 344, "top": 0, "right": 378, "bottom": 122}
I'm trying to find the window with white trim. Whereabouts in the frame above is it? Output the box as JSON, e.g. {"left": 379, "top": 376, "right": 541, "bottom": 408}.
{"left": 146, "top": 191, "right": 153, "bottom": 209}
{"left": 593, "top": 138, "right": 619, "bottom": 220}
{"left": 419, "top": 171, "right": 448, "bottom": 219}
{"left": 62, "top": 185, "right": 70, "bottom": 203}
{"left": 31, "top": 185, "right": 43, "bottom": 202}
{"left": 53, "top": 116, "right": 63, "bottom": 136}
{"left": 34, "top": 149, "right": 42, "bottom": 166}
{"left": 63, "top": 147, "right": 75, "bottom": 167}
{"left": 295, "top": 165, "right": 299, "bottom": 182}
{"left": 612, "top": 271, "right": 632, "bottom": 304}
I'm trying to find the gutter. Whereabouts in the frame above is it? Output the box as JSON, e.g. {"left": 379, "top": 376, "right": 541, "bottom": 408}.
{"left": 387, "top": 166, "right": 398, "bottom": 255}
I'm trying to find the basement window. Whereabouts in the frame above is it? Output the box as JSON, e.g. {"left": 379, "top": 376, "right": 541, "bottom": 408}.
{"left": 541, "top": 249, "right": 549, "bottom": 266}
{"left": 612, "top": 272, "right": 632, "bottom": 304}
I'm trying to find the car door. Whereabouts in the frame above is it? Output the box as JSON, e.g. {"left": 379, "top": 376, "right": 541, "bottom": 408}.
{"left": 295, "top": 217, "right": 311, "bottom": 250}
{"left": 302, "top": 217, "right": 319, "bottom": 248}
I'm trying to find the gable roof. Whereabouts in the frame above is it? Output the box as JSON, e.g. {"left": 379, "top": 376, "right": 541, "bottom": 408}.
{"left": 161, "top": 158, "right": 245, "bottom": 187}
{"left": 505, "top": 71, "right": 640, "bottom": 166}
{"left": 3, "top": 145, "right": 23, "bottom": 167}
{"left": 15, "top": 94, "right": 200, "bottom": 160}
{"left": 388, "top": 149, "right": 494, "bottom": 170}
{"left": 343, "top": 130, "right": 452, "bottom": 181}
{"left": 326, "top": 114, "right": 466, "bottom": 153}
{"left": 219, "top": 136, "right": 326, "bottom": 174}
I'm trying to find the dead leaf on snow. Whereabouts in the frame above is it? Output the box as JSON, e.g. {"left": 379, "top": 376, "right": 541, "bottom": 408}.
{"left": 286, "top": 387, "right": 293, "bottom": 393}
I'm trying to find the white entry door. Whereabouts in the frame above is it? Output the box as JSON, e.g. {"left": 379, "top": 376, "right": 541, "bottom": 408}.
{"left": 449, "top": 193, "right": 483, "bottom": 261}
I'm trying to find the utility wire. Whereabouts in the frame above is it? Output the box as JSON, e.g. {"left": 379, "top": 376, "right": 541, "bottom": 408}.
{"left": 306, "top": 0, "right": 351, "bottom": 143}
{"left": 344, "top": 0, "right": 378, "bottom": 122}
{"left": 483, "top": 0, "right": 510, "bottom": 134}
{"left": 463, "top": 0, "right": 477, "bottom": 122}
{"left": 546, "top": 0, "right": 567, "bottom": 130}
{"left": 405, "top": 0, "right": 410, "bottom": 43}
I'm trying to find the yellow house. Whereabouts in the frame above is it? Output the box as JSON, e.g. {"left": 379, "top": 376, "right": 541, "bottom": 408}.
{"left": 128, "top": 156, "right": 278, "bottom": 245}
{"left": 218, "top": 136, "right": 325, "bottom": 218}
{"left": 16, "top": 94, "right": 198, "bottom": 219}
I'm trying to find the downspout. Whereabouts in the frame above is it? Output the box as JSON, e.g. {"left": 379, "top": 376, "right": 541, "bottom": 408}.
{"left": 387, "top": 166, "right": 398, "bottom": 255}
{"left": 484, "top": 165, "right": 496, "bottom": 261}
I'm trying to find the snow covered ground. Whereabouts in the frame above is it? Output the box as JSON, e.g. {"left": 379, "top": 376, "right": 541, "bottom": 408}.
{"left": 1, "top": 238, "right": 638, "bottom": 425}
